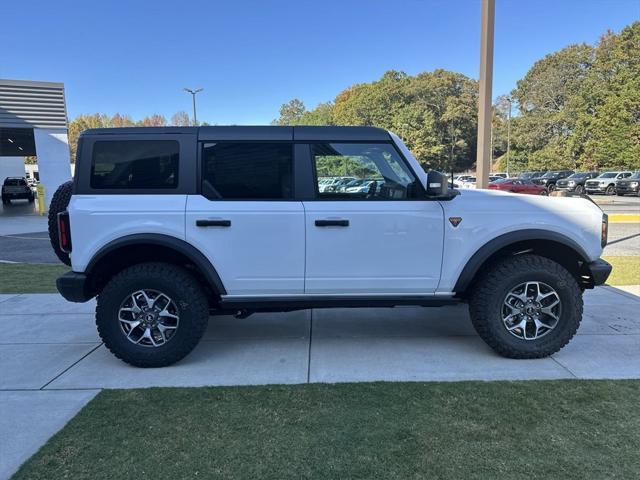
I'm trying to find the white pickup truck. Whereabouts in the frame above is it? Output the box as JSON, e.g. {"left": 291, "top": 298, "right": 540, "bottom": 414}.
{"left": 49, "top": 126, "right": 611, "bottom": 367}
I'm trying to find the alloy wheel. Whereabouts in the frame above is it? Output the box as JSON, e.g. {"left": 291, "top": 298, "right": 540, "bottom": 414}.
{"left": 501, "top": 281, "right": 561, "bottom": 340}
{"left": 118, "top": 289, "right": 180, "bottom": 347}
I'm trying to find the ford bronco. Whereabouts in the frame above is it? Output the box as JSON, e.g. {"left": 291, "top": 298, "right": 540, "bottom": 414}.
{"left": 50, "top": 126, "right": 611, "bottom": 367}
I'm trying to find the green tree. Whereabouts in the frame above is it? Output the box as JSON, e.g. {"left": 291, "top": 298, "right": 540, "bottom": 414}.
{"left": 272, "top": 99, "right": 307, "bottom": 125}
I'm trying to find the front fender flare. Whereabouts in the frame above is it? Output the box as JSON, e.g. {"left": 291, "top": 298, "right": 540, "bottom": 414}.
{"left": 453, "top": 229, "right": 590, "bottom": 294}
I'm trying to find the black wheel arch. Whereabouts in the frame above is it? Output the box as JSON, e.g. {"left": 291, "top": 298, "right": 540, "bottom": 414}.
{"left": 84, "top": 234, "right": 227, "bottom": 299}
{"left": 454, "top": 229, "right": 593, "bottom": 297}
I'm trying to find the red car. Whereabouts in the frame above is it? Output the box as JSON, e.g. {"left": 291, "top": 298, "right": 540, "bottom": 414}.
{"left": 488, "top": 178, "right": 548, "bottom": 195}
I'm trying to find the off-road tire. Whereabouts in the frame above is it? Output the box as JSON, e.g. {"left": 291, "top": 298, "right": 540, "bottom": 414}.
{"left": 47, "top": 181, "right": 73, "bottom": 266}
{"left": 469, "top": 254, "right": 583, "bottom": 359}
{"left": 96, "top": 262, "right": 209, "bottom": 367}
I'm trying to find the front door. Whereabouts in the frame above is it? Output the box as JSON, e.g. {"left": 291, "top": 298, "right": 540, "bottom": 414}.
{"left": 303, "top": 142, "right": 444, "bottom": 294}
{"left": 186, "top": 142, "right": 305, "bottom": 295}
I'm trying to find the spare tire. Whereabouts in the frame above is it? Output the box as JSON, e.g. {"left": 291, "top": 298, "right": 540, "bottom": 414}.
{"left": 48, "top": 180, "right": 73, "bottom": 266}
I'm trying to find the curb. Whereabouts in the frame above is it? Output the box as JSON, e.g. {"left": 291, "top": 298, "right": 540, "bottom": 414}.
{"left": 608, "top": 214, "right": 640, "bottom": 223}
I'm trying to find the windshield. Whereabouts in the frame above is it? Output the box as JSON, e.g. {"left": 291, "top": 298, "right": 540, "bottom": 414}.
{"left": 542, "top": 171, "right": 561, "bottom": 178}
{"left": 568, "top": 173, "right": 587, "bottom": 179}
{"left": 491, "top": 178, "right": 508, "bottom": 184}
{"left": 3, "top": 178, "right": 26, "bottom": 186}
{"left": 599, "top": 172, "right": 617, "bottom": 178}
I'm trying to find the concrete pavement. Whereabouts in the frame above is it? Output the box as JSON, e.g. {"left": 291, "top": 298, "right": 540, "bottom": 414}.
{"left": 1, "top": 286, "right": 639, "bottom": 478}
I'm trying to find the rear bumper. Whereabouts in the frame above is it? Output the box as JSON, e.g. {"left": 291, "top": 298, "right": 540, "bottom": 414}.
{"left": 587, "top": 259, "right": 612, "bottom": 286}
{"left": 56, "top": 271, "right": 93, "bottom": 303}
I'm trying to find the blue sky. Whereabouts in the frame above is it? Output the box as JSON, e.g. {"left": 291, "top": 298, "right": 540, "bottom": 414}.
{"left": 2, "top": 0, "right": 638, "bottom": 124}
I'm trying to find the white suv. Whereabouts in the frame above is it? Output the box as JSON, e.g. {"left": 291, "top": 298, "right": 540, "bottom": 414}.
{"left": 50, "top": 126, "right": 611, "bottom": 367}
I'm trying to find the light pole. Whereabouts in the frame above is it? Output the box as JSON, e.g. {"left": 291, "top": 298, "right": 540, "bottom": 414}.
{"left": 475, "top": 0, "right": 495, "bottom": 188}
{"left": 506, "top": 97, "right": 512, "bottom": 177}
{"left": 183, "top": 87, "right": 203, "bottom": 126}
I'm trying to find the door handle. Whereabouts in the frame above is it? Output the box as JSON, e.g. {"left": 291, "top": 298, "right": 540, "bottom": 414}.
{"left": 196, "top": 219, "right": 231, "bottom": 227}
{"left": 315, "top": 219, "right": 349, "bottom": 227}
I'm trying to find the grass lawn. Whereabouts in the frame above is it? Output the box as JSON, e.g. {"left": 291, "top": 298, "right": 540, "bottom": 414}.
{"left": 0, "top": 263, "right": 68, "bottom": 293}
{"left": 603, "top": 255, "right": 640, "bottom": 286}
{"left": 0, "top": 263, "right": 70, "bottom": 293}
{"left": 13, "top": 380, "right": 640, "bottom": 480}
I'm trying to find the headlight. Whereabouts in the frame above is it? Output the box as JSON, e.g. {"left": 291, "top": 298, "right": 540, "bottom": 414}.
{"left": 568, "top": 181, "right": 576, "bottom": 185}
{"left": 602, "top": 214, "right": 608, "bottom": 248}
{"left": 631, "top": 182, "right": 639, "bottom": 187}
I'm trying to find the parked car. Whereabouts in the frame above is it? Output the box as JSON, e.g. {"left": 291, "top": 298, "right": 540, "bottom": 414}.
{"left": 1, "top": 177, "right": 35, "bottom": 204}
{"left": 488, "top": 178, "right": 548, "bottom": 195}
{"left": 519, "top": 171, "right": 547, "bottom": 181}
{"left": 614, "top": 172, "right": 640, "bottom": 196}
{"left": 344, "top": 179, "right": 385, "bottom": 194}
{"left": 51, "top": 125, "right": 610, "bottom": 367}
{"left": 322, "top": 177, "right": 356, "bottom": 193}
{"left": 555, "top": 172, "right": 600, "bottom": 194}
{"left": 585, "top": 171, "right": 633, "bottom": 195}
{"left": 458, "top": 177, "right": 477, "bottom": 189}
{"left": 532, "top": 170, "right": 574, "bottom": 192}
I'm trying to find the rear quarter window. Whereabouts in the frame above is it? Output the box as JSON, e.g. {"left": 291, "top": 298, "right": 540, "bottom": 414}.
{"left": 90, "top": 140, "right": 179, "bottom": 189}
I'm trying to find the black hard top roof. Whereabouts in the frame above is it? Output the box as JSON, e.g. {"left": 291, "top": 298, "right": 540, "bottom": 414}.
{"left": 81, "top": 125, "right": 391, "bottom": 142}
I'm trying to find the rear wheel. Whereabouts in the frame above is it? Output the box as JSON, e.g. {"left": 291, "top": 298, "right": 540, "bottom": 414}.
{"left": 96, "top": 262, "right": 209, "bottom": 367}
{"left": 469, "top": 254, "right": 582, "bottom": 358}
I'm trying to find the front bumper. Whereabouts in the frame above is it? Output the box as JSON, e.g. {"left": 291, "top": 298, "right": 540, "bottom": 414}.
{"left": 616, "top": 185, "right": 639, "bottom": 194}
{"left": 56, "top": 271, "right": 93, "bottom": 303}
{"left": 585, "top": 185, "right": 609, "bottom": 193}
{"left": 586, "top": 259, "right": 612, "bottom": 286}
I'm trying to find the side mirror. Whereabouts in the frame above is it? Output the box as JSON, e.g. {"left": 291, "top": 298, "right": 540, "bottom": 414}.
{"left": 424, "top": 170, "right": 449, "bottom": 196}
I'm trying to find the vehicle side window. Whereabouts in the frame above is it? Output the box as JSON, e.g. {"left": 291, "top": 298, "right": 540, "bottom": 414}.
{"left": 201, "top": 143, "right": 293, "bottom": 200}
{"left": 311, "top": 143, "right": 416, "bottom": 200}
{"left": 91, "top": 140, "right": 179, "bottom": 189}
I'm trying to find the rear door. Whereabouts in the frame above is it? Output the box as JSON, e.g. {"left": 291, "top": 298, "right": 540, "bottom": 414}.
{"left": 185, "top": 141, "right": 305, "bottom": 295}
{"left": 302, "top": 142, "right": 444, "bottom": 294}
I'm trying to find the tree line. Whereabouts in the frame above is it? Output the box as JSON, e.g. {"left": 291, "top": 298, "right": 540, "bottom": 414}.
{"left": 273, "top": 21, "right": 639, "bottom": 173}
{"left": 66, "top": 111, "right": 207, "bottom": 160}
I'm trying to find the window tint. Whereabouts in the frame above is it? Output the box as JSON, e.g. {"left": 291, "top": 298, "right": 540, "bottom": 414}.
{"left": 201, "top": 143, "right": 293, "bottom": 199}
{"left": 312, "top": 143, "right": 416, "bottom": 199}
{"left": 91, "top": 140, "right": 179, "bottom": 189}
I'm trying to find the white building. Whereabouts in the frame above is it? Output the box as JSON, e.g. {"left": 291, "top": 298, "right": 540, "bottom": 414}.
{"left": 0, "top": 79, "right": 72, "bottom": 211}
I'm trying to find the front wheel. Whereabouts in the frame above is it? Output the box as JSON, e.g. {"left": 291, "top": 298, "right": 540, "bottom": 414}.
{"left": 574, "top": 185, "right": 584, "bottom": 194}
{"left": 469, "top": 254, "right": 583, "bottom": 358}
{"left": 96, "top": 262, "right": 210, "bottom": 367}
{"left": 605, "top": 185, "right": 615, "bottom": 195}
{"left": 539, "top": 189, "right": 548, "bottom": 196}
